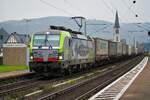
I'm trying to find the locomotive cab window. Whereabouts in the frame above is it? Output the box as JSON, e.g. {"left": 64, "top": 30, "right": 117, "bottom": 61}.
{"left": 33, "top": 32, "right": 60, "bottom": 47}
{"left": 47, "top": 34, "right": 60, "bottom": 47}
{"left": 33, "top": 34, "right": 46, "bottom": 46}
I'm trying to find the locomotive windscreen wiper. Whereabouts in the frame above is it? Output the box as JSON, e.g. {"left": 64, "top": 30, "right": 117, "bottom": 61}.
{"left": 46, "top": 39, "right": 53, "bottom": 50}
{"left": 38, "top": 45, "right": 42, "bottom": 49}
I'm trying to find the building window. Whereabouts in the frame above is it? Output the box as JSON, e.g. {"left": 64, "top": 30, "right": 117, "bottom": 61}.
{"left": 116, "top": 29, "right": 119, "bottom": 34}
{"left": 116, "top": 36, "right": 118, "bottom": 41}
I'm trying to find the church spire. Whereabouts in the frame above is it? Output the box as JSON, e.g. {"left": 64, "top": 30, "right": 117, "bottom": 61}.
{"left": 114, "top": 11, "right": 120, "bottom": 28}
{"left": 113, "top": 11, "right": 120, "bottom": 42}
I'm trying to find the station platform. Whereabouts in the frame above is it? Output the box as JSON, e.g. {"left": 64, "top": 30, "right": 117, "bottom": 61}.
{"left": 0, "top": 70, "right": 30, "bottom": 79}
{"left": 89, "top": 57, "right": 149, "bottom": 100}
{"left": 120, "top": 58, "right": 150, "bottom": 100}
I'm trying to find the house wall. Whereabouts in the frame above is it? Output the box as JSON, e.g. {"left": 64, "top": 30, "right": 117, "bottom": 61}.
{"left": 3, "top": 44, "right": 29, "bottom": 66}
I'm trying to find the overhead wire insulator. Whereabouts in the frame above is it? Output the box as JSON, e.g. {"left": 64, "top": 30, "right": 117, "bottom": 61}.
{"left": 135, "top": 14, "right": 138, "bottom": 17}
{"left": 133, "top": 0, "right": 136, "bottom": 4}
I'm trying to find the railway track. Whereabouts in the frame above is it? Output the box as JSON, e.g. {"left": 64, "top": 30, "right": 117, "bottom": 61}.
{"left": 37, "top": 56, "right": 144, "bottom": 100}
{"left": 0, "top": 77, "right": 41, "bottom": 95}
{"left": 0, "top": 77, "right": 59, "bottom": 99}
{"left": 0, "top": 69, "right": 93, "bottom": 99}
{"left": 0, "top": 72, "right": 34, "bottom": 86}
{"left": 0, "top": 56, "right": 143, "bottom": 100}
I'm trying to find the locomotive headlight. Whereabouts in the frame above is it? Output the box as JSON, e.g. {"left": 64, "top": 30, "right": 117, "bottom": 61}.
{"left": 30, "top": 56, "right": 33, "bottom": 60}
{"left": 59, "top": 56, "right": 63, "bottom": 60}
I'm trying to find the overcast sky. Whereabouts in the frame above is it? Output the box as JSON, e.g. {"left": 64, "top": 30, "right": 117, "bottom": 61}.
{"left": 0, "top": 0, "right": 149, "bottom": 23}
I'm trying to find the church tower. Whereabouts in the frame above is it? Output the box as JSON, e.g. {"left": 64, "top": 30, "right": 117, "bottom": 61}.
{"left": 113, "top": 11, "right": 120, "bottom": 42}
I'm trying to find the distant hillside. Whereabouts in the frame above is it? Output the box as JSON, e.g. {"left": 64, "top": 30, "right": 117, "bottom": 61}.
{"left": 0, "top": 16, "right": 150, "bottom": 44}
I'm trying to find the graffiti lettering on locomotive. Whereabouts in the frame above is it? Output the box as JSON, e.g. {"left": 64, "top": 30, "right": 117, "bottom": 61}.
{"left": 71, "top": 38, "right": 89, "bottom": 59}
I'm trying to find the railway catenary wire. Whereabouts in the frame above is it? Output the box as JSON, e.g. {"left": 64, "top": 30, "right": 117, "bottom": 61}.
{"left": 40, "top": 0, "right": 74, "bottom": 16}
{"left": 101, "top": 0, "right": 149, "bottom": 32}
{"left": 37, "top": 55, "right": 144, "bottom": 100}
{"left": 112, "top": 0, "right": 150, "bottom": 32}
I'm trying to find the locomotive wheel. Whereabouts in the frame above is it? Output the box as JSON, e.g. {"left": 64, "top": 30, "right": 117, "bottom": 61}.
{"left": 68, "top": 67, "right": 72, "bottom": 75}
{"left": 64, "top": 68, "right": 68, "bottom": 76}
{"left": 76, "top": 64, "right": 81, "bottom": 72}
{"left": 59, "top": 69, "right": 65, "bottom": 76}
{"left": 57, "top": 68, "right": 70, "bottom": 76}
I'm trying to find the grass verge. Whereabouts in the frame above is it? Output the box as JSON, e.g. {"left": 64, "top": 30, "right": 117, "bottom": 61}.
{"left": 0, "top": 65, "right": 28, "bottom": 73}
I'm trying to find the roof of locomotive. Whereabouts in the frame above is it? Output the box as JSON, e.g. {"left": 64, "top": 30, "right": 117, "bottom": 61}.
{"left": 34, "top": 29, "right": 61, "bottom": 34}
{"left": 33, "top": 26, "right": 93, "bottom": 40}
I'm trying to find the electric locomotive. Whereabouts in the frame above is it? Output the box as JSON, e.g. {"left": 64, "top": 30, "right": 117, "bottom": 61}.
{"left": 29, "top": 26, "right": 95, "bottom": 76}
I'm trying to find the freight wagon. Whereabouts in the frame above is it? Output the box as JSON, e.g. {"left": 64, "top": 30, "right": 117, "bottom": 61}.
{"left": 131, "top": 46, "right": 135, "bottom": 55}
{"left": 116, "top": 42, "right": 123, "bottom": 56}
{"left": 127, "top": 45, "right": 132, "bottom": 56}
{"left": 108, "top": 41, "right": 117, "bottom": 58}
{"left": 94, "top": 38, "right": 109, "bottom": 62}
{"left": 122, "top": 43, "right": 127, "bottom": 55}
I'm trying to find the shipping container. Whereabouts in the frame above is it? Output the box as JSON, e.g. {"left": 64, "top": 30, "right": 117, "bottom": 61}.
{"left": 137, "top": 46, "right": 144, "bottom": 54}
{"left": 116, "top": 42, "right": 123, "bottom": 56}
{"left": 108, "top": 41, "right": 117, "bottom": 57}
{"left": 135, "top": 47, "right": 138, "bottom": 54}
{"left": 128, "top": 45, "right": 136, "bottom": 55}
{"left": 94, "top": 38, "right": 109, "bottom": 61}
{"left": 122, "top": 43, "right": 127, "bottom": 55}
{"left": 137, "top": 44, "right": 145, "bottom": 54}
{"left": 126, "top": 45, "right": 129, "bottom": 55}
{"left": 128, "top": 45, "right": 132, "bottom": 55}
{"left": 131, "top": 46, "right": 135, "bottom": 55}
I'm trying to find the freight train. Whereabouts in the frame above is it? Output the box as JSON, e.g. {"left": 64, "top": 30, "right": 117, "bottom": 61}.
{"left": 29, "top": 26, "right": 142, "bottom": 76}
